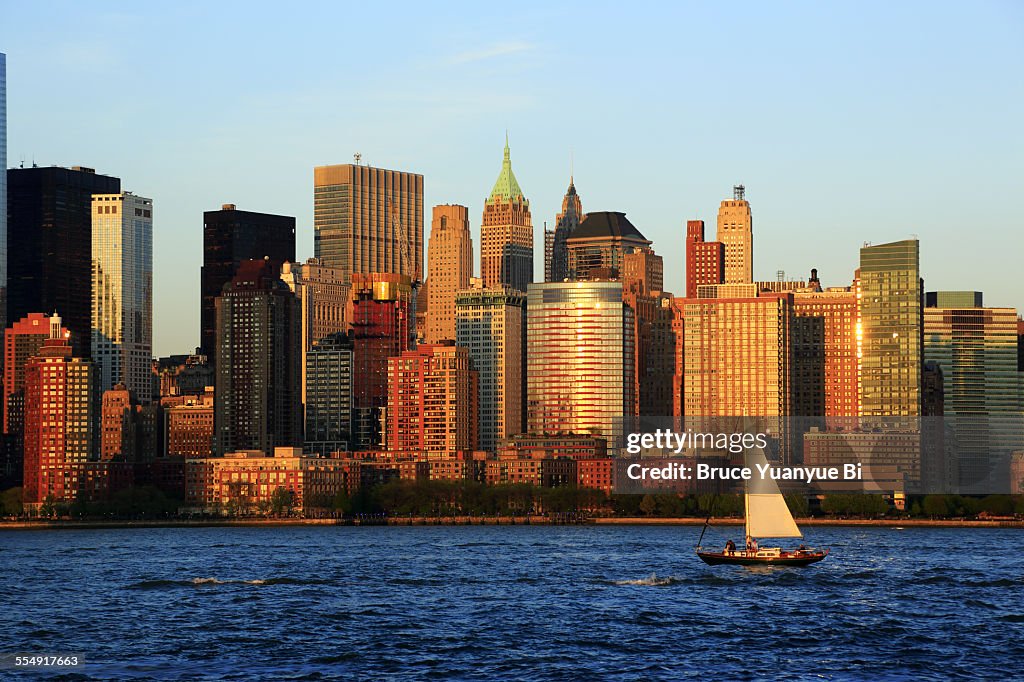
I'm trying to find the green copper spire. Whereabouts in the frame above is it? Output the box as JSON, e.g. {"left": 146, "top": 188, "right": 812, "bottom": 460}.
{"left": 488, "top": 134, "right": 526, "bottom": 204}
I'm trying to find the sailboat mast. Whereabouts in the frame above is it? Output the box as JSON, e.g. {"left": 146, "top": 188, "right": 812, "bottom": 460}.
{"left": 744, "top": 481, "right": 750, "bottom": 541}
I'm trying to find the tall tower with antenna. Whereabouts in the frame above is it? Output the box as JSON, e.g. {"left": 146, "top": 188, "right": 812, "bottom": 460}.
{"left": 717, "top": 184, "right": 753, "bottom": 283}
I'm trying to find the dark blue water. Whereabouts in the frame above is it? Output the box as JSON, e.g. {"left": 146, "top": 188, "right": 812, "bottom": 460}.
{"left": 1, "top": 525, "right": 1022, "bottom": 680}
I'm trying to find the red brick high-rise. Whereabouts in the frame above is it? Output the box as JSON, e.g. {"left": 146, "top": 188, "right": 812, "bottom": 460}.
{"left": 101, "top": 383, "right": 134, "bottom": 460}
{"left": 23, "top": 321, "right": 96, "bottom": 504}
{"left": 4, "top": 312, "right": 67, "bottom": 436}
{"left": 386, "top": 342, "right": 477, "bottom": 455}
{"left": 351, "top": 273, "right": 412, "bottom": 447}
{"left": 685, "top": 220, "right": 724, "bottom": 297}
{"left": 162, "top": 388, "right": 214, "bottom": 458}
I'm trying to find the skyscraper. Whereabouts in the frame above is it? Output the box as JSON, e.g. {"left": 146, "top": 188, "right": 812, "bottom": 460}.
{"left": 100, "top": 383, "right": 135, "bottom": 461}
{"left": 681, "top": 291, "right": 794, "bottom": 460}
{"left": 304, "top": 331, "right": 354, "bottom": 457}
{"left": 481, "top": 139, "right": 532, "bottom": 292}
{"left": 7, "top": 165, "right": 121, "bottom": 358}
{"left": 548, "top": 178, "right": 582, "bottom": 283}
{"left": 92, "top": 192, "right": 153, "bottom": 401}
{"left": 313, "top": 163, "right": 424, "bottom": 283}
{"left": 0, "top": 53, "right": 7, "bottom": 347}
{"left": 543, "top": 226, "right": 554, "bottom": 282}
{"left": 624, "top": 290, "right": 675, "bottom": 417}
{"left": 681, "top": 292, "right": 793, "bottom": 421}
{"left": 280, "top": 258, "right": 350, "bottom": 404}
{"left": 565, "top": 212, "right": 652, "bottom": 281}
{"left": 200, "top": 204, "right": 295, "bottom": 360}
{"left": 685, "top": 219, "right": 724, "bottom": 297}
{"left": 527, "top": 281, "right": 634, "bottom": 450}
{"left": 213, "top": 259, "right": 302, "bottom": 455}
{"left": 924, "top": 292, "right": 1022, "bottom": 491}
{"left": 793, "top": 284, "right": 859, "bottom": 424}
{"left": 23, "top": 318, "right": 96, "bottom": 504}
{"left": 350, "top": 273, "right": 412, "bottom": 448}
{"left": 2, "top": 312, "right": 67, "bottom": 487}
{"left": 717, "top": 185, "right": 753, "bottom": 283}
{"left": 456, "top": 284, "right": 525, "bottom": 452}
{"left": 621, "top": 249, "right": 664, "bottom": 296}
{"left": 426, "top": 204, "right": 473, "bottom": 343}
{"left": 4, "top": 313, "right": 66, "bottom": 436}
{"left": 859, "top": 239, "right": 922, "bottom": 424}
{"left": 387, "top": 342, "right": 478, "bottom": 454}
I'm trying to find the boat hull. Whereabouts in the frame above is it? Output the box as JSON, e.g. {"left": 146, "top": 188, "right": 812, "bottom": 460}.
{"left": 697, "top": 550, "right": 828, "bottom": 567}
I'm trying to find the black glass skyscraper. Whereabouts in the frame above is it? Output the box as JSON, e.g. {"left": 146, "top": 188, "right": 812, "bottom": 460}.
{"left": 200, "top": 204, "right": 295, "bottom": 360}
{"left": 7, "top": 165, "right": 121, "bottom": 358}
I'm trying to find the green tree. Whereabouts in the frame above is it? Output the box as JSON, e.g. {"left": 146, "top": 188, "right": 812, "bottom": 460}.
{"left": 979, "top": 495, "right": 1014, "bottom": 517}
{"left": 785, "top": 493, "right": 809, "bottom": 518}
{"left": 40, "top": 494, "right": 58, "bottom": 518}
{"left": 922, "top": 495, "right": 950, "bottom": 517}
{"left": 1, "top": 487, "right": 23, "bottom": 515}
{"left": 331, "top": 490, "right": 352, "bottom": 515}
{"left": 638, "top": 494, "right": 658, "bottom": 516}
{"left": 270, "top": 487, "right": 296, "bottom": 516}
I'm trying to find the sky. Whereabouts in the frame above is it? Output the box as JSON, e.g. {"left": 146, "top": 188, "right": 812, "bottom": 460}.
{"left": 2, "top": 1, "right": 1022, "bottom": 356}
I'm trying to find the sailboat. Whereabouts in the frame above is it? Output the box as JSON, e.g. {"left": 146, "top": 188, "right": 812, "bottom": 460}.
{"left": 696, "top": 448, "right": 829, "bottom": 567}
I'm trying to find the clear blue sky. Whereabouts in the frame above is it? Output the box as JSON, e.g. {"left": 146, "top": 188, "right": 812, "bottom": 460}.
{"left": 2, "top": 1, "right": 1022, "bottom": 355}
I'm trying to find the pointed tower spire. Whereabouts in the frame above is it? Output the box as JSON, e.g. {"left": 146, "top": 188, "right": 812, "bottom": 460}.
{"left": 489, "top": 134, "right": 525, "bottom": 203}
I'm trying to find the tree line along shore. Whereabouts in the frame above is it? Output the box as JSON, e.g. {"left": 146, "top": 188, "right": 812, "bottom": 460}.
{"left": 1, "top": 481, "right": 1023, "bottom": 527}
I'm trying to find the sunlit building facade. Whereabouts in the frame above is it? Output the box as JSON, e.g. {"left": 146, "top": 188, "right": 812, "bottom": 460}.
{"left": 527, "top": 281, "right": 634, "bottom": 450}
{"left": 23, "top": 321, "right": 96, "bottom": 504}
{"left": 455, "top": 284, "right": 525, "bottom": 452}
{"left": 480, "top": 139, "right": 532, "bottom": 293}
{"left": 793, "top": 286, "right": 860, "bottom": 425}
{"left": 91, "top": 192, "right": 153, "bottom": 400}
{"left": 280, "top": 258, "right": 350, "bottom": 404}
{"left": 681, "top": 292, "right": 793, "bottom": 456}
{"left": 685, "top": 219, "right": 724, "bottom": 297}
{"left": 426, "top": 204, "right": 473, "bottom": 343}
{"left": 717, "top": 185, "right": 752, "bottom": 284}
{"left": 565, "top": 212, "right": 652, "bottom": 282}
{"left": 859, "top": 239, "right": 922, "bottom": 424}
{"left": 313, "top": 163, "right": 423, "bottom": 284}
{"left": 4, "top": 313, "right": 66, "bottom": 436}
{"left": 386, "top": 342, "right": 478, "bottom": 455}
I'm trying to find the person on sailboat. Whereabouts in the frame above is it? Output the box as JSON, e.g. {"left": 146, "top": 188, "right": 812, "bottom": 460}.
{"left": 724, "top": 539, "right": 736, "bottom": 555}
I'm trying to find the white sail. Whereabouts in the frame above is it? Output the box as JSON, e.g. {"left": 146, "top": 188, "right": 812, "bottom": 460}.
{"left": 744, "top": 449, "right": 802, "bottom": 539}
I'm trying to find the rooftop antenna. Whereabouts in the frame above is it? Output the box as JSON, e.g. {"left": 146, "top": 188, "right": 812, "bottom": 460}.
{"left": 777, "top": 269, "right": 785, "bottom": 282}
{"left": 353, "top": 152, "right": 362, "bottom": 166}
{"left": 734, "top": 184, "right": 745, "bottom": 201}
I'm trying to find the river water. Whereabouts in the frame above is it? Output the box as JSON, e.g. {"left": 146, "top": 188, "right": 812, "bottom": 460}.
{"left": 1, "top": 525, "right": 1021, "bottom": 680}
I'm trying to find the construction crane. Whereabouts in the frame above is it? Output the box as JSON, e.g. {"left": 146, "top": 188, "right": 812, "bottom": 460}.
{"left": 388, "top": 197, "right": 421, "bottom": 290}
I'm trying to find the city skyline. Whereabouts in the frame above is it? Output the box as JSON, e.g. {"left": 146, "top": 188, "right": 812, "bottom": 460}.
{"left": 2, "top": 2, "right": 1022, "bottom": 356}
